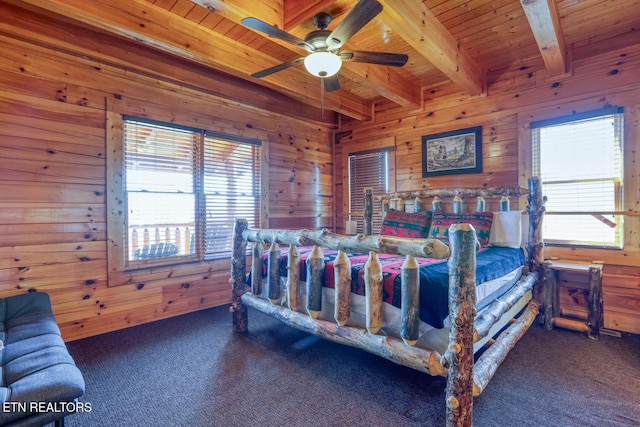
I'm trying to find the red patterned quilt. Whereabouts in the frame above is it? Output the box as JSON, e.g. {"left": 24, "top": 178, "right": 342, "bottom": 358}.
{"left": 261, "top": 246, "right": 525, "bottom": 328}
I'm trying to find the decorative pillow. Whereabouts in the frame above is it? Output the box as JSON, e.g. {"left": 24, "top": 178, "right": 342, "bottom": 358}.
{"left": 380, "top": 210, "right": 432, "bottom": 238}
{"left": 489, "top": 211, "right": 523, "bottom": 248}
{"left": 429, "top": 212, "right": 494, "bottom": 247}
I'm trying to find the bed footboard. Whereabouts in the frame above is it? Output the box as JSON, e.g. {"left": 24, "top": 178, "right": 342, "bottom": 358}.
{"left": 231, "top": 222, "right": 481, "bottom": 426}
{"left": 240, "top": 294, "right": 448, "bottom": 376}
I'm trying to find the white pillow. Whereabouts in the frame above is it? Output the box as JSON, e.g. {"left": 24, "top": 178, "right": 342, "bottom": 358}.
{"left": 489, "top": 211, "right": 522, "bottom": 248}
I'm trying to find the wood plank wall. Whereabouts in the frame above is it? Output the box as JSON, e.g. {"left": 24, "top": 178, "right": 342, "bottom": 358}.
{"left": 1, "top": 2, "right": 639, "bottom": 339}
{"left": 0, "top": 4, "right": 334, "bottom": 341}
{"left": 336, "top": 34, "right": 640, "bottom": 334}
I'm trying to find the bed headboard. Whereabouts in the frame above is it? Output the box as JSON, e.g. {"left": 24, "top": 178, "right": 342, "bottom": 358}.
{"left": 363, "top": 177, "right": 545, "bottom": 277}
{"left": 374, "top": 185, "right": 527, "bottom": 217}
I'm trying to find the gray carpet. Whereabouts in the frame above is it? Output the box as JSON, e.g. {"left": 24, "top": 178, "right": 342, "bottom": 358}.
{"left": 64, "top": 305, "right": 640, "bottom": 427}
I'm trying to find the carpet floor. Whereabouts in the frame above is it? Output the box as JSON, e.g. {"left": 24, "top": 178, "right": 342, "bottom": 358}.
{"left": 64, "top": 305, "right": 640, "bottom": 427}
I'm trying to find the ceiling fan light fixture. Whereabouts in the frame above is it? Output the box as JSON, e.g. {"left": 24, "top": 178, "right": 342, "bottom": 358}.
{"left": 304, "top": 52, "right": 342, "bottom": 78}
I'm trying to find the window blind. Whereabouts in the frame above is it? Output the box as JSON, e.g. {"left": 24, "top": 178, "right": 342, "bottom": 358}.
{"left": 348, "top": 150, "right": 390, "bottom": 234}
{"left": 203, "top": 133, "right": 261, "bottom": 260}
{"left": 123, "top": 118, "right": 262, "bottom": 264}
{"left": 531, "top": 108, "right": 624, "bottom": 247}
{"left": 123, "top": 119, "right": 198, "bottom": 261}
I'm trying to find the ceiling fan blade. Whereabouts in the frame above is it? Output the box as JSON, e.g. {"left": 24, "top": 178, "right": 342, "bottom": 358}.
{"left": 324, "top": 75, "right": 341, "bottom": 92}
{"left": 326, "top": 0, "right": 383, "bottom": 51}
{"left": 241, "top": 17, "right": 313, "bottom": 51}
{"left": 251, "top": 58, "right": 305, "bottom": 78}
{"left": 341, "top": 51, "right": 408, "bottom": 67}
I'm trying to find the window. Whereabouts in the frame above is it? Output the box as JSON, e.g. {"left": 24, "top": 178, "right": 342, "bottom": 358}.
{"left": 531, "top": 108, "right": 624, "bottom": 248}
{"left": 202, "top": 132, "right": 262, "bottom": 260}
{"left": 124, "top": 120, "right": 197, "bottom": 263}
{"left": 122, "top": 118, "right": 261, "bottom": 266}
{"left": 348, "top": 149, "right": 391, "bottom": 234}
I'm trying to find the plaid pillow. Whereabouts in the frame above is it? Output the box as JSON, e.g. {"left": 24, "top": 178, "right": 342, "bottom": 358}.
{"left": 429, "top": 212, "right": 494, "bottom": 247}
{"left": 380, "top": 210, "right": 432, "bottom": 238}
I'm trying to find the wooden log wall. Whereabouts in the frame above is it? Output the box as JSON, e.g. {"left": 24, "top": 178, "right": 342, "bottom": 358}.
{"left": 1, "top": 2, "right": 639, "bottom": 338}
{"left": 0, "top": 3, "right": 334, "bottom": 341}
{"left": 602, "top": 265, "right": 640, "bottom": 335}
{"left": 335, "top": 33, "right": 640, "bottom": 334}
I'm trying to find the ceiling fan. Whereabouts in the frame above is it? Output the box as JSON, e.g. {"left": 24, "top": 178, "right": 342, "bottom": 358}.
{"left": 241, "top": 0, "right": 408, "bottom": 93}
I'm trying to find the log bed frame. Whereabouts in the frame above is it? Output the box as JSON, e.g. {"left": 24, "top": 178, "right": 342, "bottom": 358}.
{"left": 230, "top": 177, "right": 545, "bottom": 427}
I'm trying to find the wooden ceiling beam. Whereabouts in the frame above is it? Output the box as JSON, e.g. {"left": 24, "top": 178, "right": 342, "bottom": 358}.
{"left": 189, "top": 0, "right": 284, "bottom": 29}
{"left": 283, "top": 0, "right": 340, "bottom": 30}
{"left": 378, "top": 0, "right": 484, "bottom": 96}
{"left": 340, "top": 62, "right": 421, "bottom": 111}
{"left": 19, "top": 0, "right": 370, "bottom": 120}
{"left": 187, "top": 0, "right": 313, "bottom": 72}
{"left": 520, "top": 0, "right": 568, "bottom": 78}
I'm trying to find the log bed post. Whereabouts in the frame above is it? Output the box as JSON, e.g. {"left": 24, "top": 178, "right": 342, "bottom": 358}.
{"left": 363, "top": 188, "right": 373, "bottom": 236}
{"left": 413, "top": 196, "right": 423, "bottom": 213}
{"left": 251, "top": 243, "right": 264, "bottom": 296}
{"left": 526, "top": 177, "right": 546, "bottom": 318}
{"left": 334, "top": 250, "right": 351, "bottom": 326}
{"left": 381, "top": 199, "right": 389, "bottom": 220}
{"left": 432, "top": 196, "right": 443, "bottom": 212}
{"left": 445, "top": 223, "right": 477, "bottom": 427}
{"left": 286, "top": 245, "right": 301, "bottom": 312}
{"left": 400, "top": 255, "right": 420, "bottom": 345}
{"left": 364, "top": 251, "right": 383, "bottom": 334}
{"left": 587, "top": 264, "right": 604, "bottom": 340}
{"left": 306, "top": 245, "right": 325, "bottom": 318}
{"left": 267, "top": 242, "right": 282, "bottom": 304}
{"left": 452, "top": 195, "right": 463, "bottom": 214}
{"left": 231, "top": 219, "right": 248, "bottom": 332}
{"left": 543, "top": 266, "right": 555, "bottom": 330}
{"left": 363, "top": 187, "right": 383, "bottom": 334}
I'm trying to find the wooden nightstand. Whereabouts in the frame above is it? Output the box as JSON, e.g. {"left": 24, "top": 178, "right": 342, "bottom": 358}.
{"left": 544, "top": 260, "right": 604, "bottom": 340}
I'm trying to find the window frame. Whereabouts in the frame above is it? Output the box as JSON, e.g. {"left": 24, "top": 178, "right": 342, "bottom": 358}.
{"left": 202, "top": 130, "right": 262, "bottom": 261}
{"left": 347, "top": 147, "right": 393, "bottom": 234}
{"left": 106, "top": 112, "right": 263, "bottom": 279}
{"left": 530, "top": 107, "right": 624, "bottom": 249}
{"left": 122, "top": 117, "right": 202, "bottom": 269}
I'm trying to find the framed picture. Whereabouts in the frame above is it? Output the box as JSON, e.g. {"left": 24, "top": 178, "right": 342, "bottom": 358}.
{"left": 422, "top": 126, "right": 482, "bottom": 177}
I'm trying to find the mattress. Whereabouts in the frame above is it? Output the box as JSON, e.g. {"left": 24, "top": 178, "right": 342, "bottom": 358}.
{"left": 258, "top": 246, "right": 526, "bottom": 328}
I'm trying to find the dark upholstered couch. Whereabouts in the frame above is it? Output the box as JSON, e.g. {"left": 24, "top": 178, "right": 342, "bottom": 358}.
{"left": 0, "top": 292, "right": 85, "bottom": 427}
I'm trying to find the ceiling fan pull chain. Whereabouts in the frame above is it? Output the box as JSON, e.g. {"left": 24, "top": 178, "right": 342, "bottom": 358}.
{"left": 321, "top": 78, "right": 325, "bottom": 119}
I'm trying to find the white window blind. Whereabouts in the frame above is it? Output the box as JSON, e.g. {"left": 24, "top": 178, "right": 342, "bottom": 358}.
{"left": 531, "top": 108, "right": 624, "bottom": 248}
{"left": 348, "top": 149, "right": 390, "bottom": 234}
{"left": 203, "top": 132, "right": 261, "bottom": 260}
{"left": 123, "top": 118, "right": 261, "bottom": 264}
{"left": 124, "top": 119, "right": 198, "bottom": 261}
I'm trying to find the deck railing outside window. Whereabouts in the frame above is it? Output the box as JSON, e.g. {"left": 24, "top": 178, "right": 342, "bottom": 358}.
{"left": 128, "top": 223, "right": 195, "bottom": 260}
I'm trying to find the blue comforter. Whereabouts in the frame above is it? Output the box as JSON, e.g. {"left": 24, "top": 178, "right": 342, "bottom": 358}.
{"left": 265, "top": 246, "right": 526, "bottom": 329}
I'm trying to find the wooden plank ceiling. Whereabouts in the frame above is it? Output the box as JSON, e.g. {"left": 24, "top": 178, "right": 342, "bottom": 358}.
{"left": 8, "top": 0, "right": 640, "bottom": 123}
